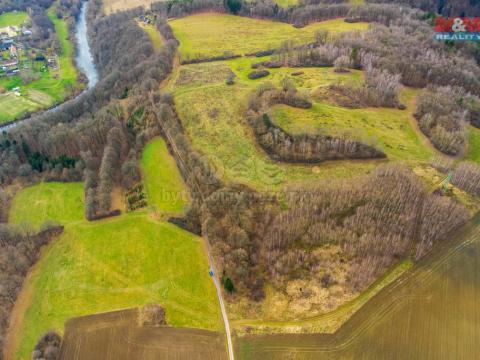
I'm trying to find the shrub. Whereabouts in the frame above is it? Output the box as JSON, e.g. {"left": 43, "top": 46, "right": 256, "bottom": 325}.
{"left": 334, "top": 55, "right": 351, "bottom": 73}
{"left": 139, "top": 303, "right": 167, "bottom": 326}
{"left": 248, "top": 69, "right": 270, "bottom": 80}
{"left": 32, "top": 331, "right": 62, "bottom": 360}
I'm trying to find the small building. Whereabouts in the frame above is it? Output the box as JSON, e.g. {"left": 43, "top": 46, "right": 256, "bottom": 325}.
{"left": 22, "top": 28, "right": 32, "bottom": 36}
{"left": 0, "top": 38, "right": 13, "bottom": 51}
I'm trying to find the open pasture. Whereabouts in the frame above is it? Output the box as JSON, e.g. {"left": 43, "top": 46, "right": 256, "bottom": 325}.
{"left": 169, "top": 14, "right": 369, "bottom": 60}
{"left": 8, "top": 182, "right": 84, "bottom": 227}
{"left": 0, "top": 92, "right": 39, "bottom": 123}
{"left": 7, "top": 159, "right": 220, "bottom": 359}
{"left": 103, "top": 0, "right": 154, "bottom": 14}
{"left": 0, "top": 11, "right": 28, "bottom": 27}
{"left": 170, "top": 59, "right": 433, "bottom": 190}
{"left": 271, "top": 88, "right": 434, "bottom": 162}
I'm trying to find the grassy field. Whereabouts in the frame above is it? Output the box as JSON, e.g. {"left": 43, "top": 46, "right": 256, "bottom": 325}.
{"left": 169, "top": 14, "right": 368, "bottom": 60}
{"left": 0, "top": 11, "right": 27, "bottom": 27}
{"left": 140, "top": 138, "right": 189, "bottom": 214}
{"left": 274, "top": 0, "right": 299, "bottom": 7}
{"left": 171, "top": 59, "right": 428, "bottom": 190}
{"left": 138, "top": 21, "right": 163, "bottom": 50}
{"left": 8, "top": 181, "right": 221, "bottom": 360}
{"left": 272, "top": 88, "right": 434, "bottom": 162}
{"left": 467, "top": 126, "right": 480, "bottom": 162}
{"left": 0, "top": 93, "right": 40, "bottom": 123}
{"left": 9, "top": 182, "right": 84, "bottom": 227}
{"left": 103, "top": 0, "right": 153, "bottom": 14}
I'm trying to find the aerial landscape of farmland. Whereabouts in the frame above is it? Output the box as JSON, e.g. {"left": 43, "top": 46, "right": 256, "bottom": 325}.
{"left": 1, "top": 0, "right": 480, "bottom": 359}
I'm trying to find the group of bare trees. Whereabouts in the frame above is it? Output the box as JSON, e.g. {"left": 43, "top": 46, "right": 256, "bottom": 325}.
{"left": 415, "top": 87, "right": 470, "bottom": 155}
{"left": 368, "top": 0, "right": 480, "bottom": 16}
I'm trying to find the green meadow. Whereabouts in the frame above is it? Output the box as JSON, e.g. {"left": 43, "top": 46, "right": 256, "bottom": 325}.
{"left": 272, "top": 88, "right": 433, "bottom": 162}
{"left": 171, "top": 59, "right": 432, "bottom": 190}
{"left": 9, "top": 136, "right": 220, "bottom": 360}
{"left": 9, "top": 182, "right": 84, "bottom": 227}
{"left": 169, "top": 13, "right": 368, "bottom": 60}
{"left": 0, "top": 11, "right": 27, "bottom": 27}
{"left": 138, "top": 21, "right": 163, "bottom": 50}
{"left": 141, "top": 138, "right": 189, "bottom": 214}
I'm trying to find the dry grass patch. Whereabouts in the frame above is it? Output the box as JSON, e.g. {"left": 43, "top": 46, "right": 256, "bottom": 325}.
{"left": 170, "top": 13, "right": 368, "bottom": 61}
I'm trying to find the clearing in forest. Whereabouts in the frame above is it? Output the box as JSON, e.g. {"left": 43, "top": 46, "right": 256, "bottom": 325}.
{"left": 141, "top": 137, "right": 189, "bottom": 214}
{"left": 137, "top": 20, "right": 163, "bottom": 50}
{"left": 9, "top": 182, "right": 84, "bottom": 227}
{"left": 103, "top": 0, "right": 153, "bottom": 15}
{"left": 170, "top": 58, "right": 437, "bottom": 190}
{"left": 169, "top": 14, "right": 369, "bottom": 60}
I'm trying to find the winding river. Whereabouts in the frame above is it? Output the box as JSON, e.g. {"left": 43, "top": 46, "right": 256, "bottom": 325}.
{"left": 0, "top": 1, "right": 98, "bottom": 132}
{"left": 75, "top": 1, "right": 98, "bottom": 88}
{"left": 236, "top": 214, "right": 480, "bottom": 359}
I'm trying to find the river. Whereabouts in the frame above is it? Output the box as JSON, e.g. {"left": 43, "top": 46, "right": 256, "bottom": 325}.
{"left": 0, "top": 1, "right": 98, "bottom": 132}
{"left": 75, "top": 1, "right": 98, "bottom": 88}
{"left": 236, "top": 214, "right": 480, "bottom": 359}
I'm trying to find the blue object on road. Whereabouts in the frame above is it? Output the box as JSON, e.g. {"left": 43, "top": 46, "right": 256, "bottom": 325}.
{"left": 209, "top": 270, "right": 214, "bottom": 276}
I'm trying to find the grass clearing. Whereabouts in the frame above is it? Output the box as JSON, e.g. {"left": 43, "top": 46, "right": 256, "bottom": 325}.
{"left": 0, "top": 11, "right": 28, "bottom": 27}
{"left": 8, "top": 180, "right": 221, "bottom": 359}
{"left": 171, "top": 60, "right": 407, "bottom": 190}
{"left": 467, "top": 126, "right": 480, "bottom": 163}
{"left": 103, "top": 0, "right": 153, "bottom": 14}
{"left": 8, "top": 182, "right": 84, "bottom": 227}
{"left": 272, "top": 87, "right": 434, "bottom": 162}
{"left": 0, "top": 93, "right": 39, "bottom": 122}
{"left": 140, "top": 138, "right": 189, "bottom": 214}
{"left": 274, "top": 0, "right": 299, "bottom": 7}
{"left": 137, "top": 21, "right": 163, "bottom": 50}
{"left": 169, "top": 13, "right": 368, "bottom": 60}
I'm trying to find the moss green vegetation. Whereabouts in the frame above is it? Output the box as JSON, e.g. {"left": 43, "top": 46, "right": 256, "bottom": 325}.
{"left": 0, "top": 6, "right": 78, "bottom": 124}
{"left": 171, "top": 59, "right": 400, "bottom": 190}
{"left": 138, "top": 21, "right": 163, "bottom": 50}
{"left": 0, "top": 93, "right": 41, "bottom": 123}
{"left": 10, "top": 182, "right": 221, "bottom": 360}
{"left": 9, "top": 182, "right": 84, "bottom": 227}
{"left": 169, "top": 14, "right": 368, "bottom": 60}
{"left": 0, "top": 11, "right": 28, "bottom": 27}
{"left": 274, "top": 0, "right": 298, "bottom": 7}
{"left": 467, "top": 126, "right": 480, "bottom": 162}
{"left": 140, "top": 138, "right": 189, "bottom": 214}
{"left": 272, "top": 88, "right": 434, "bottom": 162}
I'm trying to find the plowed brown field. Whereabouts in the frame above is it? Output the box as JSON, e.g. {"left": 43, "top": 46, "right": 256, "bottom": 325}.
{"left": 60, "top": 309, "right": 227, "bottom": 360}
